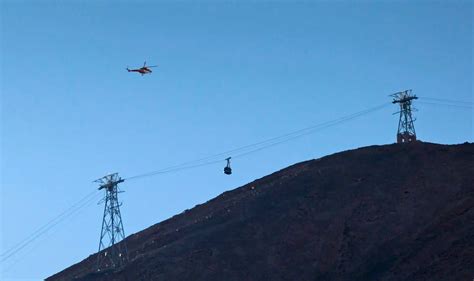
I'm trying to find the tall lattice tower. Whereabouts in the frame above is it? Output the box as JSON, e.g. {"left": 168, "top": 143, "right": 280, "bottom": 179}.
{"left": 391, "top": 90, "right": 418, "bottom": 143}
{"left": 95, "top": 173, "right": 128, "bottom": 271}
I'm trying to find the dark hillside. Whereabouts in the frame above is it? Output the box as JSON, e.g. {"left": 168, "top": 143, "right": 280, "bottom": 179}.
{"left": 47, "top": 142, "right": 474, "bottom": 281}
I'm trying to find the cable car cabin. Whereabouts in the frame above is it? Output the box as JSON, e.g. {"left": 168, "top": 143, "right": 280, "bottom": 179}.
{"left": 224, "top": 157, "right": 232, "bottom": 175}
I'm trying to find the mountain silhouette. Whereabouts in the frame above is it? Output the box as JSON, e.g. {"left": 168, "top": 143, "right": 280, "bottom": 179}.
{"left": 47, "top": 141, "right": 474, "bottom": 281}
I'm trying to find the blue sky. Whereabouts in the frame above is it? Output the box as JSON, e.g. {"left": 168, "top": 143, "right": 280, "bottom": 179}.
{"left": 1, "top": 1, "right": 472, "bottom": 280}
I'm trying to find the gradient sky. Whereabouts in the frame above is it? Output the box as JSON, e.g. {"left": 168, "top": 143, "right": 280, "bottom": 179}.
{"left": 1, "top": 1, "right": 472, "bottom": 280}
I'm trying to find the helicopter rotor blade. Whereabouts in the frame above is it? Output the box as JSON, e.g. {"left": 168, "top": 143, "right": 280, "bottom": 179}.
{"left": 147, "top": 65, "right": 158, "bottom": 68}
{"left": 143, "top": 61, "right": 146, "bottom": 67}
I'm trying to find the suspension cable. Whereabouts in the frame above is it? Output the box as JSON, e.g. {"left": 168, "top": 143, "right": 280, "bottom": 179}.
{"left": 1, "top": 190, "right": 101, "bottom": 263}
{"left": 125, "top": 102, "right": 391, "bottom": 181}
{"left": 418, "top": 101, "right": 473, "bottom": 109}
{"left": 418, "top": 96, "right": 472, "bottom": 105}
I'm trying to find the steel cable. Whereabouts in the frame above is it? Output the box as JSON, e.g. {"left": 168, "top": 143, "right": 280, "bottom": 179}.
{"left": 1, "top": 191, "right": 102, "bottom": 263}
{"left": 125, "top": 102, "right": 391, "bottom": 180}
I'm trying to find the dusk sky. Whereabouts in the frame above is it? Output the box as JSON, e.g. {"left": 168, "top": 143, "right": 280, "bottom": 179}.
{"left": 1, "top": 1, "right": 472, "bottom": 280}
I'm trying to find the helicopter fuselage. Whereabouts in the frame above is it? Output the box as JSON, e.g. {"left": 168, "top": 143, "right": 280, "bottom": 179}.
{"left": 127, "top": 67, "right": 152, "bottom": 75}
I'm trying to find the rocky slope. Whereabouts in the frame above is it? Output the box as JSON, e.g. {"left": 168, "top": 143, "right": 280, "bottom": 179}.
{"left": 47, "top": 142, "right": 474, "bottom": 281}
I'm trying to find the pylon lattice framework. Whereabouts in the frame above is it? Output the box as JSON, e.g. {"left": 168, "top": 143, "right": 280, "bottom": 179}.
{"left": 391, "top": 89, "right": 418, "bottom": 143}
{"left": 95, "top": 173, "right": 128, "bottom": 271}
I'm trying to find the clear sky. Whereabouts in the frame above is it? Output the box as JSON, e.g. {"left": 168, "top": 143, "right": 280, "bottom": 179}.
{"left": 1, "top": 1, "right": 472, "bottom": 280}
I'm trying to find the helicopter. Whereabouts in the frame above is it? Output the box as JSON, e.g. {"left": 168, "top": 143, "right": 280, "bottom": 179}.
{"left": 126, "top": 61, "right": 158, "bottom": 75}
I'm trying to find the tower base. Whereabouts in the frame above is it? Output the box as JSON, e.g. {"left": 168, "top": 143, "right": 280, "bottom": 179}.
{"left": 397, "top": 133, "right": 417, "bottom": 144}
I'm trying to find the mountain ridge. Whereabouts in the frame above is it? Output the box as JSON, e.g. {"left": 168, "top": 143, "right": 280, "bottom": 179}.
{"left": 47, "top": 141, "right": 474, "bottom": 281}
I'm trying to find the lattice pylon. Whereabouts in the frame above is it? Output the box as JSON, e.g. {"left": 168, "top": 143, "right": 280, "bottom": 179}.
{"left": 391, "top": 90, "right": 418, "bottom": 143}
{"left": 95, "top": 173, "right": 128, "bottom": 271}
